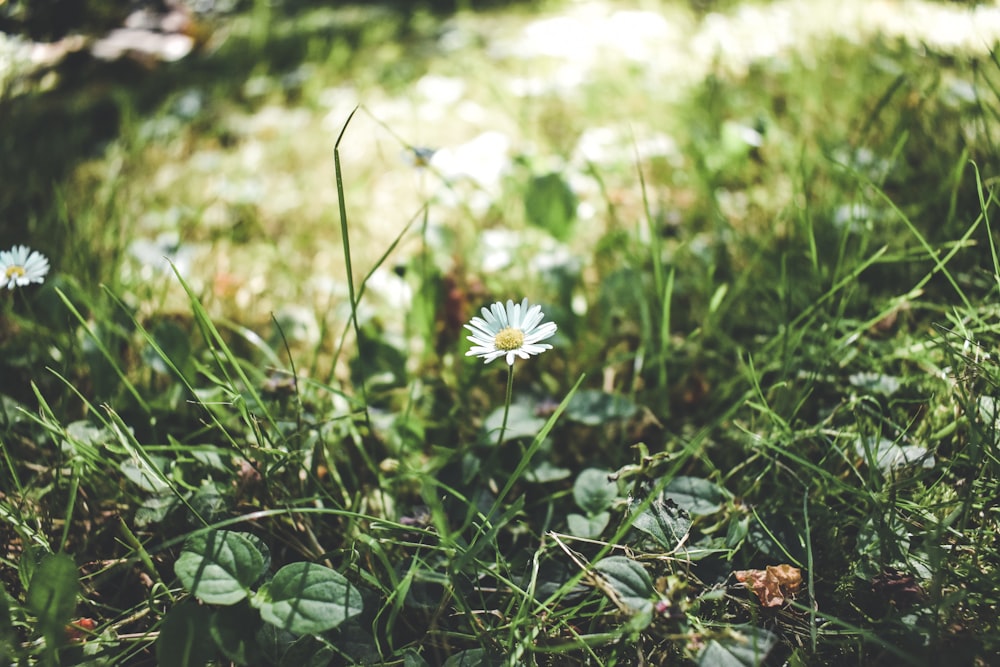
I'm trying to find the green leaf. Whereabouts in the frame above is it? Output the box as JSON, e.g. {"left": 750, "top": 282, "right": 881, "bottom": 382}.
{"left": 630, "top": 497, "right": 691, "bottom": 550}
{"left": 26, "top": 553, "right": 78, "bottom": 646}
{"left": 481, "top": 403, "right": 545, "bottom": 444}
{"left": 253, "top": 562, "right": 363, "bottom": 635}
{"left": 134, "top": 493, "right": 176, "bottom": 528}
{"left": 17, "top": 544, "right": 47, "bottom": 594}
{"left": 157, "top": 599, "right": 216, "bottom": 667}
{"left": 573, "top": 468, "right": 618, "bottom": 514}
{"left": 524, "top": 172, "right": 577, "bottom": 241}
{"left": 665, "top": 476, "right": 727, "bottom": 515}
{"left": 848, "top": 372, "right": 901, "bottom": 396}
{"left": 401, "top": 649, "right": 430, "bottom": 667}
{"left": 209, "top": 605, "right": 259, "bottom": 665}
{"left": 567, "top": 512, "right": 609, "bottom": 538}
{"left": 279, "top": 634, "right": 338, "bottom": 667}
{"left": 254, "top": 623, "right": 296, "bottom": 665}
{"left": 443, "top": 648, "right": 502, "bottom": 666}
{"left": 525, "top": 460, "right": 571, "bottom": 483}
{"left": 855, "top": 436, "right": 934, "bottom": 472}
{"left": 593, "top": 556, "right": 653, "bottom": 615}
{"left": 697, "top": 625, "right": 778, "bottom": 667}
{"left": 120, "top": 455, "right": 172, "bottom": 493}
{"left": 565, "top": 390, "right": 637, "bottom": 426}
{"left": 0, "top": 583, "right": 13, "bottom": 639}
{"left": 175, "top": 531, "right": 267, "bottom": 605}
{"left": 979, "top": 395, "right": 999, "bottom": 427}
{"left": 60, "top": 420, "right": 106, "bottom": 467}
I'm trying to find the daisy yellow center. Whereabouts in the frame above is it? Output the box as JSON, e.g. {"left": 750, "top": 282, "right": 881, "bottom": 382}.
{"left": 5, "top": 266, "right": 25, "bottom": 279}
{"left": 494, "top": 327, "right": 525, "bottom": 351}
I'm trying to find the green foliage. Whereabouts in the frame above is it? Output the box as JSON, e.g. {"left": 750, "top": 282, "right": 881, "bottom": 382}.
{"left": 3, "top": 1, "right": 1000, "bottom": 665}
{"left": 523, "top": 172, "right": 577, "bottom": 241}
{"left": 572, "top": 468, "right": 618, "bottom": 514}
{"left": 26, "top": 553, "right": 78, "bottom": 661}
{"left": 565, "top": 390, "right": 638, "bottom": 426}
{"left": 629, "top": 496, "right": 692, "bottom": 552}
{"left": 168, "top": 530, "right": 363, "bottom": 663}
{"left": 175, "top": 531, "right": 268, "bottom": 605}
{"left": 567, "top": 467, "right": 617, "bottom": 537}
{"left": 157, "top": 600, "right": 216, "bottom": 667}
{"left": 593, "top": 556, "right": 655, "bottom": 617}
{"left": 253, "top": 562, "right": 364, "bottom": 635}
{"left": 664, "top": 476, "right": 729, "bottom": 516}
{"left": 697, "top": 626, "right": 779, "bottom": 667}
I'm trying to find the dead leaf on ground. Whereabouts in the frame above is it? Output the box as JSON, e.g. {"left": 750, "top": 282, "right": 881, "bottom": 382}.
{"left": 872, "top": 568, "right": 925, "bottom": 609}
{"left": 734, "top": 564, "right": 802, "bottom": 607}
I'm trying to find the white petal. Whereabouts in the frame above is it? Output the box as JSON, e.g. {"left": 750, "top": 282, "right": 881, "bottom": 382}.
{"left": 493, "top": 302, "right": 509, "bottom": 328}
{"left": 521, "top": 306, "right": 543, "bottom": 333}
{"left": 465, "top": 318, "right": 496, "bottom": 338}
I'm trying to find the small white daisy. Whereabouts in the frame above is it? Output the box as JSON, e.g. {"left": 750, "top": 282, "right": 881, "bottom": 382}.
{"left": 1, "top": 245, "right": 50, "bottom": 290}
{"left": 465, "top": 298, "right": 557, "bottom": 365}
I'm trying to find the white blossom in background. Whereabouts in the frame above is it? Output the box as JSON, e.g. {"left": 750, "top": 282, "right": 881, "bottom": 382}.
{"left": 1, "top": 245, "right": 50, "bottom": 290}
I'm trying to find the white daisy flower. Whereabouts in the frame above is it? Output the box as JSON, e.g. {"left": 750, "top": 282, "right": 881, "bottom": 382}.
{"left": 1, "top": 245, "right": 50, "bottom": 290}
{"left": 465, "top": 298, "right": 557, "bottom": 365}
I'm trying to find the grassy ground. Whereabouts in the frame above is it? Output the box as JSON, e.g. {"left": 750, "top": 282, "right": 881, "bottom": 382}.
{"left": 3, "top": 0, "right": 1000, "bottom": 665}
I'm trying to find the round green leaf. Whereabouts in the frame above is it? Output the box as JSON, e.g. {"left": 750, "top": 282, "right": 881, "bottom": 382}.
{"left": 254, "top": 562, "right": 363, "bottom": 635}
{"left": 665, "top": 476, "right": 728, "bottom": 515}
{"left": 565, "top": 390, "right": 637, "bottom": 426}
{"left": 567, "top": 511, "right": 610, "bottom": 539}
{"left": 593, "top": 556, "right": 653, "bottom": 615}
{"left": 697, "top": 625, "right": 777, "bottom": 667}
{"left": 26, "top": 553, "right": 79, "bottom": 640}
{"left": 481, "top": 404, "right": 545, "bottom": 445}
{"left": 175, "top": 531, "right": 267, "bottom": 605}
{"left": 573, "top": 468, "right": 618, "bottom": 514}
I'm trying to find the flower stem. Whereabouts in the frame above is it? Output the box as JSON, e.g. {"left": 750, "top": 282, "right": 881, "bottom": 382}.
{"left": 496, "top": 363, "right": 514, "bottom": 447}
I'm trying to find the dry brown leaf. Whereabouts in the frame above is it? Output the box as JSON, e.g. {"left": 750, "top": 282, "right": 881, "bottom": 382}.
{"left": 734, "top": 564, "right": 802, "bottom": 607}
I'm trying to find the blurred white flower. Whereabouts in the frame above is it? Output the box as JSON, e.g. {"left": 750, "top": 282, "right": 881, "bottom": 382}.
{"left": 127, "top": 232, "right": 197, "bottom": 277}
{"left": 465, "top": 298, "right": 557, "bottom": 365}
{"left": 415, "top": 74, "right": 466, "bottom": 105}
{"left": 430, "top": 131, "right": 511, "bottom": 189}
{"left": 1, "top": 245, "right": 50, "bottom": 289}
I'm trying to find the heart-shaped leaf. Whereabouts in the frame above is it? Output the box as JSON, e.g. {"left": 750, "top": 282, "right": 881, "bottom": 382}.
{"left": 665, "top": 476, "right": 727, "bottom": 515}
{"left": 630, "top": 497, "right": 691, "bottom": 550}
{"left": 593, "top": 556, "right": 653, "bottom": 615}
{"left": 254, "top": 562, "right": 363, "bottom": 635}
{"left": 567, "top": 512, "right": 609, "bottom": 538}
{"left": 175, "top": 531, "right": 267, "bottom": 605}
{"left": 697, "top": 625, "right": 777, "bottom": 666}
{"left": 573, "top": 468, "right": 618, "bottom": 514}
